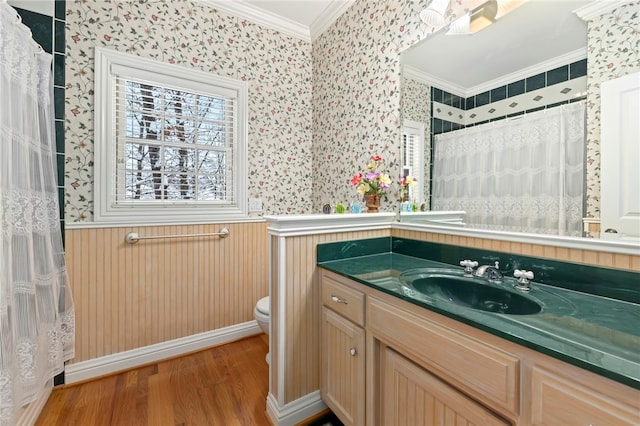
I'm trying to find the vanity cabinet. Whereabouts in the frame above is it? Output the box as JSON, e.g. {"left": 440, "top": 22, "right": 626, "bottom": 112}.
{"left": 381, "top": 346, "right": 509, "bottom": 426}
{"left": 319, "top": 269, "right": 640, "bottom": 426}
{"left": 320, "top": 274, "right": 366, "bottom": 426}
{"left": 528, "top": 364, "right": 639, "bottom": 426}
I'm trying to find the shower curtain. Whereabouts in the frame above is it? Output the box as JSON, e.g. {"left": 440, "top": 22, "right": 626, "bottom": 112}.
{"left": 432, "top": 101, "right": 585, "bottom": 236}
{"left": 0, "top": 3, "right": 75, "bottom": 425}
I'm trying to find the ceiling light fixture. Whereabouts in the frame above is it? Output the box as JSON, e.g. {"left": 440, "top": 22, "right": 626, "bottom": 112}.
{"left": 446, "top": 0, "right": 499, "bottom": 35}
{"left": 420, "top": 0, "right": 450, "bottom": 27}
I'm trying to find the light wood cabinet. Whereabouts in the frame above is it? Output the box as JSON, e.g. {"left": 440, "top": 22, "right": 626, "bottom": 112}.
{"left": 381, "top": 346, "right": 510, "bottom": 426}
{"left": 529, "top": 365, "right": 639, "bottom": 426}
{"left": 368, "top": 295, "right": 519, "bottom": 416}
{"left": 319, "top": 269, "right": 640, "bottom": 426}
{"left": 320, "top": 275, "right": 366, "bottom": 426}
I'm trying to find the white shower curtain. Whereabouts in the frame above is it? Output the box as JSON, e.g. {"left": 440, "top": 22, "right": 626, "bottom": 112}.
{"left": 0, "top": 3, "right": 75, "bottom": 425}
{"left": 432, "top": 101, "right": 585, "bottom": 236}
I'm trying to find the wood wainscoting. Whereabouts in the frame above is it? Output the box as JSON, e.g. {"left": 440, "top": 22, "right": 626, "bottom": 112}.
{"left": 64, "top": 222, "right": 269, "bottom": 369}
{"left": 269, "top": 229, "right": 389, "bottom": 407}
{"left": 391, "top": 229, "right": 640, "bottom": 271}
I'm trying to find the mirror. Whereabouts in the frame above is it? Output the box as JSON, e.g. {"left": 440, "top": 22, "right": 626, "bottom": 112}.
{"left": 399, "top": 1, "right": 596, "bottom": 237}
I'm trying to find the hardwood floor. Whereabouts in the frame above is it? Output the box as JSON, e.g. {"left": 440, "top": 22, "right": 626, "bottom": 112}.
{"left": 36, "top": 334, "right": 271, "bottom": 426}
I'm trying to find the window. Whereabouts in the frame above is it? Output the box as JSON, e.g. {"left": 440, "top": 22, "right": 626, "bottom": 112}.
{"left": 94, "top": 48, "right": 247, "bottom": 223}
{"left": 402, "top": 120, "right": 426, "bottom": 204}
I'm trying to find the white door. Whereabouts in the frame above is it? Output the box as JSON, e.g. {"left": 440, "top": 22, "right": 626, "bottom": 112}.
{"left": 600, "top": 71, "right": 640, "bottom": 241}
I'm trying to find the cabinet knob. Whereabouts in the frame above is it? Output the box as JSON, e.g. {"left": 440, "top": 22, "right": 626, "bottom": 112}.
{"left": 350, "top": 347, "right": 357, "bottom": 356}
{"left": 331, "top": 294, "right": 348, "bottom": 304}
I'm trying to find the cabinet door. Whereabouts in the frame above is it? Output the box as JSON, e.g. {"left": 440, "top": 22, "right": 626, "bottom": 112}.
{"left": 530, "top": 366, "right": 639, "bottom": 426}
{"left": 321, "top": 307, "right": 365, "bottom": 426}
{"left": 381, "top": 346, "right": 509, "bottom": 426}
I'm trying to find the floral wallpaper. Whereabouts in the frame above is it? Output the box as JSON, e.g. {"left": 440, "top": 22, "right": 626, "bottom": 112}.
{"left": 65, "top": 0, "right": 313, "bottom": 221}
{"left": 311, "top": 0, "right": 484, "bottom": 212}
{"left": 585, "top": 1, "right": 640, "bottom": 218}
{"left": 66, "top": 0, "right": 631, "bottom": 221}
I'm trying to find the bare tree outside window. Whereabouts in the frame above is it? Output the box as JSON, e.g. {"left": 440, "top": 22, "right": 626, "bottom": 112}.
{"left": 120, "top": 80, "right": 232, "bottom": 202}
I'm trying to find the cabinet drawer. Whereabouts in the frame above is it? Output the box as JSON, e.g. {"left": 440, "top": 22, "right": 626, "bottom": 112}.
{"left": 368, "top": 296, "right": 519, "bottom": 415}
{"left": 322, "top": 273, "right": 365, "bottom": 326}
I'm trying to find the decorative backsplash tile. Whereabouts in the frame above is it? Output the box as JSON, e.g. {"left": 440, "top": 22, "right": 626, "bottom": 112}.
{"left": 431, "top": 59, "right": 588, "bottom": 132}
{"left": 432, "top": 77, "right": 587, "bottom": 129}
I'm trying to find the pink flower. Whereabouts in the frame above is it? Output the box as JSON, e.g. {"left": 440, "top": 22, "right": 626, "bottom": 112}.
{"left": 366, "top": 172, "right": 379, "bottom": 181}
{"left": 351, "top": 174, "right": 363, "bottom": 186}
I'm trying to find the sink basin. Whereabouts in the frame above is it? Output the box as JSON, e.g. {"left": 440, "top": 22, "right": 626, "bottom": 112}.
{"left": 399, "top": 270, "right": 542, "bottom": 315}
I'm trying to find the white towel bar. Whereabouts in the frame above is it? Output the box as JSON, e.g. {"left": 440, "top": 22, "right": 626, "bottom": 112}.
{"left": 125, "top": 227, "right": 229, "bottom": 244}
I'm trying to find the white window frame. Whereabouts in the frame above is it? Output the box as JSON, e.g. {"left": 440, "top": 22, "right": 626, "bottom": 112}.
{"left": 402, "top": 120, "right": 426, "bottom": 203}
{"left": 94, "top": 47, "right": 248, "bottom": 224}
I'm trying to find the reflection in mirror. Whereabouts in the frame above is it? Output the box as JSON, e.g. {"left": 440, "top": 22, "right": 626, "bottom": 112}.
{"left": 399, "top": 0, "right": 592, "bottom": 237}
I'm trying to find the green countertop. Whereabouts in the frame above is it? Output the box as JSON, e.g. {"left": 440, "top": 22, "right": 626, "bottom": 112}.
{"left": 318, "top": 253, "right": 640, "bottom": 390}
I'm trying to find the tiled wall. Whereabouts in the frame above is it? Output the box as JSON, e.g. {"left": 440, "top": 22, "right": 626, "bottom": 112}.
{"left": 431, "top": 58, "right": 587, "bottom": 135}
{"left": 14, "top": 0, "right": 66, "bottom": 235}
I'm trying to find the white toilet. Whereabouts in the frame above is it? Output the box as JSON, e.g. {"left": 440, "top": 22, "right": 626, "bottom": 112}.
{"left": 254, "top": 296, "right": 270, "bottom": 364}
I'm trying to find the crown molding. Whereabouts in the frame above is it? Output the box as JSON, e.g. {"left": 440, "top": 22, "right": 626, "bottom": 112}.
{"left": 194, "top": 0, "right": 353, "bottom": 42}
{"left": 403, "top": 48, "right": 587, "bottom": 98}
{"left": 197, "top": 0, "right": 311, "bottom": 41}
{"left": 403, "top": 65, "right": 468, "bottom": 97}
{"left": 574, "top": 0, "right": 629, "bottom": 21}
{"left": 309, "top": 0, "right": 355, "bottom": 41}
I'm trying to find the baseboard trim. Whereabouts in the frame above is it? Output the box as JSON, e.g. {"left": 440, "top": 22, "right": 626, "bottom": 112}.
{"left": 65, "top": 321, "right": 261, "bottom": 384}
{"left": 266, "top": 391, "right": 327, "bottom": 426}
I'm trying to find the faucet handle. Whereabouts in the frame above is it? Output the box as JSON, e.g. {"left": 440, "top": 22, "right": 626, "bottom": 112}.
{"left": 513, "top": 269, "right": 534, "bottom": 292}
{"left": 460, "top": 260, "right": 478, "bottom": 277}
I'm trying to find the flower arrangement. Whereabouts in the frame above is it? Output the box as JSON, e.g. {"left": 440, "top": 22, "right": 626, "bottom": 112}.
{"left": 351, "top": 155, "right": 391, "bottom": 196}
{"left": 400, "top": 174, "right": 418, "bottom": 201}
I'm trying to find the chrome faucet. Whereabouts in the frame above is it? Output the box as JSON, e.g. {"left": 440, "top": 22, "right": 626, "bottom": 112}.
{"left": 513, "top": 269, "right": 534, "bottom": 292}
{"left": 474, "top": 261, "right": 503, "bottom": 284}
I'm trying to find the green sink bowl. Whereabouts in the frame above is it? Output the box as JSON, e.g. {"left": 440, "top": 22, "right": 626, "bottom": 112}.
{"left": 399, "top": 270, "right": 542, "bottom": 315}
